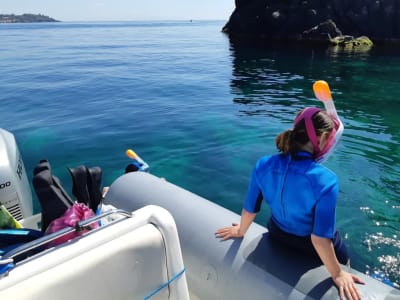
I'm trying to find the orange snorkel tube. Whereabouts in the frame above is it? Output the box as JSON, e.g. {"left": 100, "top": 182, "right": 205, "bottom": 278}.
{"left": 312, "top": 80, "right": 344, "bottom": 163}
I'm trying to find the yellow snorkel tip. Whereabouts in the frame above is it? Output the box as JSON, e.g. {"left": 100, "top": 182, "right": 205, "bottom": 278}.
{"left": 126, "top": 149, "right": 138, "bottom": 160}
{"left": 313, "top": 80, "right": 332, "bottom": 102}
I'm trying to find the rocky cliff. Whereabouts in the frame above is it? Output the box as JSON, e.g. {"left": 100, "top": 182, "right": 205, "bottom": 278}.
{"left": 223, "top": 0, "right": 400, "bottom": 45}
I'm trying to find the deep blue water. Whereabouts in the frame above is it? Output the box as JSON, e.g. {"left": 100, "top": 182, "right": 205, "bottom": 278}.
{"left": 0, "top": 20, "right": 399, "bottom": 286}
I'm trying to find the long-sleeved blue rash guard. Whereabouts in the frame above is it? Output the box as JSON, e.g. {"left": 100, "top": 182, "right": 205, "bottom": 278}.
{"left": 243, "top": 151, "right": 338, "bottom": 239}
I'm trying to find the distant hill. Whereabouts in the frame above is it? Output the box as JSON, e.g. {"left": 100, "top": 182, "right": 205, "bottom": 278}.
{"left": 0, "top": 13, "right": 59, "bottom": 23}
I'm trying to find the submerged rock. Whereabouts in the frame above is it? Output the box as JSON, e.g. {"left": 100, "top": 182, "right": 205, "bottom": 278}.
{"left": 301, "top": 19, "right": 373, "bottom": 51}
{"left": 329, "top": 35, "right": 373, "bottom": 47}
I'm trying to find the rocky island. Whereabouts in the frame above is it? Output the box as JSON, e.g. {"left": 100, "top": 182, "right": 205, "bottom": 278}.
{"left": 0, "top": 14, "right": 59, "bottom": 23}
{"left": 223, "top": 0, "right": 400, "bottom": 47}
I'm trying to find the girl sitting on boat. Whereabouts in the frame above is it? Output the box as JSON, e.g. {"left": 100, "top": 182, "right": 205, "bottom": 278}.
{"left": 216, "top": 108, "right": 365, "bottom": 300}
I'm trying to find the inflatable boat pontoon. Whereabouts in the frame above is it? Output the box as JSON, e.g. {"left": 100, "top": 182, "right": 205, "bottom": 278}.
{"left": 104, "top": 171, "right": 400, "bottom": 300}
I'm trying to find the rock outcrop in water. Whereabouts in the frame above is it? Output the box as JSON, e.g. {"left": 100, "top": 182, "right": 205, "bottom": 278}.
{"left": 223, "top": 0, "right": 400, "bottom": 46}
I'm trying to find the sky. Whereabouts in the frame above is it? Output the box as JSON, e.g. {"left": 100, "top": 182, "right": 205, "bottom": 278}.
{"left": 1, "top": 0, "right": 236, "bottom": 22}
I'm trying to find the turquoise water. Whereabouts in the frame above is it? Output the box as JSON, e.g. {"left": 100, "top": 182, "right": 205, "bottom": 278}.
{"left": 0, "top": 20, "right": 399, "bottom": 286}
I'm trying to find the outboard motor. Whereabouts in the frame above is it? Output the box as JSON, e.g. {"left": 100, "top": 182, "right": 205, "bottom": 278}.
{"left": 0, "top": 128, "right": 33, "bottom": 220}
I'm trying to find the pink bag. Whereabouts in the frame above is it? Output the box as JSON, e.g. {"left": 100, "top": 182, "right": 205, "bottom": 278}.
{"left": 45, "top": 203, "right": 99, "bottom": 247}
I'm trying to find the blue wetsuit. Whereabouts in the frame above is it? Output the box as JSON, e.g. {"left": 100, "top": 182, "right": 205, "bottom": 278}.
{"left": 243, "top": 151, "right": 348, "bottom": 263}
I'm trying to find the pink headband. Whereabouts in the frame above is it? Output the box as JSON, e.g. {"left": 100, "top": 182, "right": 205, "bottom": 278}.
{"left": 293, "top": 107, "right": 322, "bottom": 156}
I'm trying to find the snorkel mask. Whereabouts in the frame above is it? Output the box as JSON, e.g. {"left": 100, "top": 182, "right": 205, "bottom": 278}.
{"left": 293, "top": 107, "right": 338, "bottom": 162}
{"left": 294, "top": 81, "right": 344, "bottom": 163}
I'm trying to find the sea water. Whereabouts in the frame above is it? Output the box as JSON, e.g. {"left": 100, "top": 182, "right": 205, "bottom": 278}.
{"left": 0, "top": 20, "right": 399, "bottom": 286}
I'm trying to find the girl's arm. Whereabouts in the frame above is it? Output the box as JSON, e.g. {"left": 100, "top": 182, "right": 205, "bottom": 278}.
{"left": 215, "top": 209, "right": 256, "bottom": 240}
{"left": 311, "top": 234, "right": 364, "bottom": 300}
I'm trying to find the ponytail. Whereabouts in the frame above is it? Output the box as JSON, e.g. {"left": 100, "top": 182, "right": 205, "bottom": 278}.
{"left": 275, "top": 129, "right": 294, "bottom": 154}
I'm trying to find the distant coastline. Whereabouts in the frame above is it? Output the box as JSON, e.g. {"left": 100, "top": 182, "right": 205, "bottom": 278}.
{"left": 0, "top": 14, "right": 59, "bottom": 23}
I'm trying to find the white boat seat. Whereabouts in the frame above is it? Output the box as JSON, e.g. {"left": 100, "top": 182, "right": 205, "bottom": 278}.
{"left": 0, "top": 206, "right": 190, "bottom": 300}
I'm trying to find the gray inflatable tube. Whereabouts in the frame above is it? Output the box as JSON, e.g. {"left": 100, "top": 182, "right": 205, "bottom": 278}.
{"left": 105, "top": 172, "right": 400, "bottom": 300}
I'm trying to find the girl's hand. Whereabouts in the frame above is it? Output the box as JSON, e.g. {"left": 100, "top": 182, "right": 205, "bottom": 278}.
{"left": 333, "top": 270, "right": 365, "bottom": 300}
{"left": 215, "top": 223, "right": 243, "bottom": 240}
{"left": 215, "top": 210, "right": 256, "bottom": 241}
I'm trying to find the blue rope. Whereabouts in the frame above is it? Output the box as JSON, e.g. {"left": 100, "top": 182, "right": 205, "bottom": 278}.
{"left": 0, "top": 262, "right": 14, "bottom": 276}
{"left": 143, "top": 267, "right": 186, "bottom": 300}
